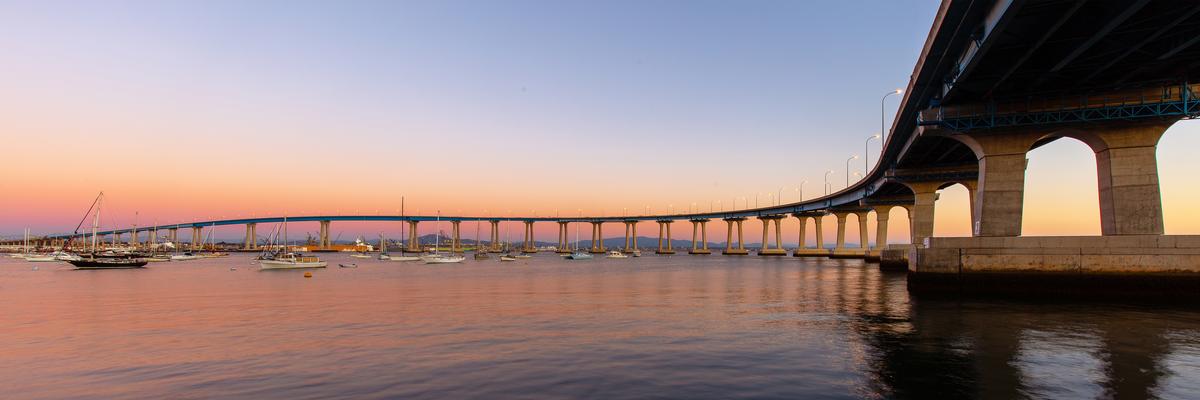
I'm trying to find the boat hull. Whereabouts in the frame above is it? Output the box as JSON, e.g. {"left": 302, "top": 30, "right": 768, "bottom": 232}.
{"left": 68, "top": 259, "right": 148, "bottom": 269}
{"left": 259, "top": 260, "right": 328, "bottom": 269}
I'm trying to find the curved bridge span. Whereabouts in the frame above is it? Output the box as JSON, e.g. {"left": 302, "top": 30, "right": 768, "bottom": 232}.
{"left": 12, "top": 0, "right": 1200, "bottom": 296}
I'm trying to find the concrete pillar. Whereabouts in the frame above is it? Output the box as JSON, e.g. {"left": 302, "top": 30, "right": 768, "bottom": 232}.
{"left": 168, "top": 228, "right": 177, "bottom": 244}
{"left": 758, "top": 216, "right": 787, "bottom": 255}
{"left": 522, "top": 221, "right": 537, "bottom": 253}
{"left": 857, "top": 211, "right": 869, "bottom": 250}
{"left": 873, "top": 207, "right": 890, "bottom": 250}
{"left": 191, "top": 227, "right": 203, "bottom": 250}
{"left": 589, "top": 222, "right": 605, "bottom": 253}
{"left": 319, "top": 220, "right": 331, "bottom": 249}
{"left": 1088, "top": 123, "right": 1169, "bottom": 235}
{"left": 722, "top": 218, "right": 748, "bottom": 255}
{"left": 688, "top": 219, "right": 710, "bottom": 254}
{"left": 794, "top": 215, "right": 808, "bottom": 251}
{"left": 626, "top": 221, "right": 639, "bottom": 252}
{"left": 244, "top": 223, "right": 257, "bottom": 250}
{"left": 656, "top": 220, "right": 675, "bottom": 254}
{"left": 490, "top": 221, "right": 501, "bottom": 252}
{"left": 451, "top": 221, "right": 462, "bottom": 252}
{"left": 904, "top": 182, "right": 941, "bottom": 247}
{"left": 407, "top": 221, "right": 421, "bottom": 252}
{"left": 833, "top": 212, "right": 848, "bottom": 251}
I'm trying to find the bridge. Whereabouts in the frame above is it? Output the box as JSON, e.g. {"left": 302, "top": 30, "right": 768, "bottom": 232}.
{"left": 10, "top": 0, "right": 1200, "bottom": 295}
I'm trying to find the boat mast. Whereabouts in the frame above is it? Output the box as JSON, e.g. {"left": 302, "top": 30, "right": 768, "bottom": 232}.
{"left": 435, "top": 211, "right": 441, "bottom": 253}
{"left": 93, "top": 193, "right": 103, "bottom": 252}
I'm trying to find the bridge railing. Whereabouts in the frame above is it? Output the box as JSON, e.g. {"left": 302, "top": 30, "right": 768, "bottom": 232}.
{"left": 918, "top": 82, "right": 1200, "bottom": 131}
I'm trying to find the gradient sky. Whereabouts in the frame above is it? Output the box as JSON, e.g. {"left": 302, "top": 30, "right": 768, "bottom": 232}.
{"left": 2, "top": 0, "right": 1198, "bottom": 244}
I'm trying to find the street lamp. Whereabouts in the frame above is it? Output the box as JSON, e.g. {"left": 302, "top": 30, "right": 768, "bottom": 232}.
{"left": 799, "top": 180, "right": 808, "bottom": 201}
{"left": 882, "top": 88, "right": 903, "bottom": 139}
{"left": 846, "top": 155, "right": 859, "bottom": 187}
{"left": 824, "top": 170, "right": 834, "bottom": 195}
{"left": 777, "top": 187, "right": 785, "bottom": 205}
{"left": 865, "top": 134, "right": 881, "bottom": 176}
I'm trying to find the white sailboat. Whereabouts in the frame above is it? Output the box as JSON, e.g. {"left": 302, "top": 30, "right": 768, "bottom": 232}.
{"left": 423, "top": 212, "right": 464, "bottom": 264}
{"left": 259, "top": 217, "right": 327, "bottom": 269}
{"left": 566, "top": 218, "right": 592, "bottom": 260}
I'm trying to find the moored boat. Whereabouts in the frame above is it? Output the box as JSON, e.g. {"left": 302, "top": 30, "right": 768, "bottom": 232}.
{"left": 605, "top": 251, "right": 628, "bottom": 259}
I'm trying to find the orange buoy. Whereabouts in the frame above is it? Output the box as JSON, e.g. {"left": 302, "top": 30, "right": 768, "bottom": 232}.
{"left": 304, "top": 272, "right": 312, "bottom": 278}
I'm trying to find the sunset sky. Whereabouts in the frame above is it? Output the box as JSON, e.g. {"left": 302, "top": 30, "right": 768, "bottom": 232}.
{"left": 2, "top": 0, "right": 1199, "bottom": 244}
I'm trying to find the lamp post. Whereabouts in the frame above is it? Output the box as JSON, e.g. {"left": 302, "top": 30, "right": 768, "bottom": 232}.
{"left": 846, "top": 155, "right": 859, "bottom": 187}
{"left": 799, "top": 180, "right": 807, "bottom": 201}
{"left": 777, "top": 187, "right": 784, "bottom": 206}
{"left": 882, "top": 88, "right": 903, "bottom": 139}
{"left": 865, "top": 134, "right": 881, "bottom": 176}
{"left": 824, "top": 170, "right": 833, "bottom": 195}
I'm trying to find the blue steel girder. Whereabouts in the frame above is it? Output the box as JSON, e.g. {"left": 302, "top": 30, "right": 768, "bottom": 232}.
{"left": 919, "top": 83, "right": 1199, "bottom": 132}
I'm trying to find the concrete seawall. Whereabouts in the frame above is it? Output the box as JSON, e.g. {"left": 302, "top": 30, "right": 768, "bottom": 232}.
{"left": 909, "top": 235, "right": 1200, "bottom": 297}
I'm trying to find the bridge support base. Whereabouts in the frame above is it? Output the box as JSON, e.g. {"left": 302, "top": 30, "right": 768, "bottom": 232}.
{"left": 909, "top": 235, "right": 1200, "bottom": 297}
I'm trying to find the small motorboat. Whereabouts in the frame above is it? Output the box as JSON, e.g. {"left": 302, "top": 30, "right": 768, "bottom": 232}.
{"left": 350, "top": 253, "right": 371, "bottom": 259}
{"left": 474, "top": 252, "right": 490, "bottom": 260}
{"left": 378, "top": 253, "right": 391, "bottom": 261}
{"left": 515, "top": 254, "right": 532, "bottom": 259}
{"left": 339, "top": 263, "right": 358, "bottom": 268}
{"left": 605, "top": 251, "right": 628, "bottom": 259}
{"left": 51, "top": 251, "right": 81, "bottom": 261}
{"left": 631, "top": 250, "right": 642, "bottom": 257}
{"left": 499, "top": 255, "right": 518, "bottom": 262}
{"left": 387, "top": 255, "right": 422, "bottom": 262}
{"left": 25, "top": 254, "right": 59, "bottom": 262}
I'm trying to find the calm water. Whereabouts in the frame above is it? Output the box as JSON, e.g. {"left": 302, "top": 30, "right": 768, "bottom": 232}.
{"left": 2, "top": 253, "right": 1199, "bottom": 399}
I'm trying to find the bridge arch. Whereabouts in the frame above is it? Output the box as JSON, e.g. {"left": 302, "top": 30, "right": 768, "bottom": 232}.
{"left": 1022, "top": 136, "right": 1101, "bottom": 236}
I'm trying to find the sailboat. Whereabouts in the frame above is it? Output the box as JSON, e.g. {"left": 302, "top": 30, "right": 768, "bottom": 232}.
{"left": 423, "top": 212, "right": 465, "bottom": 264}
{"left": 566, "top": 219, "right": 592, "bottom": 260}
{"left": 259, "top": 217, "right": 327, "bottom": 269}
{"left": 67, "top": 192, "right": 148, "bottom": 269}
{"left": 473, "top": 219, "right": 489, "bottom": 260}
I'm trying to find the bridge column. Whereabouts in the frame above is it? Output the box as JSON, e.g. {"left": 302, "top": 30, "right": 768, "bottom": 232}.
{"left": 318, "top": 220, "right": 331, "bottom": 249}
{"left": 1088, "top": 123, "right": 1170, "bottom": 235}
{"left": 589, "top": 222, "right": 605, "bottom": 253}
{"left": 450, "top": 221, "right": 462, "bottom": 252}
{"left": 521, "top": 221, "right": 537, "bottom": 253}
{"left": 828, "top": 211, "right": 865, "bottom": 258}
{"left": 950, "top": 132, "right": 1037, "bottom": 237}
{"left": 191, "top": 227, "right": 202, "bottom": 250}
{"left": 244, "top": 223, "right": 256, "bottom": 250}
{"left": 857, "top": 211, "right": 870, "bottom": 253}
{"left": 867, "top": 207, "right": 892, "bottom": 262}
{"left": 758, "top": 216, "right": 787, "bottom": 256}
{"left": 556, "top": 222, "right": 570, "bottom": 253}
{"left": 688, "top": 219, "right": 710, "bottom": 254}
{"left": 905, "top": 182, "right": 941, "bottom": 247}
{"left": 493, "top": 221, "right": 502, "bottom": 252}
{"left": 624, "top": 221, "right": 639, "bottom": 253}
{"left": 722, "top": 217, "right": 748, "bottom": 255}
{"left": 168, "top": 228, "right": 177, "bottom": 244}
{"left": 655, "top": 220, "right": 675, "bottom": 254}
{"left": 405, "top": 221, "right": 421, "bottom": 252}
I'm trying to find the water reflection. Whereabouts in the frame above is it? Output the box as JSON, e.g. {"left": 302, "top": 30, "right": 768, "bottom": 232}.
{"left": 0, "top": 255, "right": 1197, "bottom": 399}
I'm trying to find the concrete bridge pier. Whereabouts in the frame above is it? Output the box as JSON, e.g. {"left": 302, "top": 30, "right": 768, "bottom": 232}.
{"left": 793, "top": 213, "right": 827, "bottom": 257}
{"left": 556, "top": 221, "right": 571, "bottom": 253}
{"left": 190, "top": 227, "right": 202, "bottom": 250}
{"left": 722, "top": 217, "right": 748, "bottom": 255}
{"left": 688, "top": 219, "right": 710, "bottom": 254}
{"left": 489, "top": 220, "right": 501, "bottom": 252}
{"left": 318, "top": 220, "right": 331, "bottom": 250}
{"left": 831, "top": 210, "right": 870, "bottom": 259}
{"left": 243, "top": 223, "right": 257, "bottom": 250}
{"left": 521, "top": 221, "right": 537, "bottom": 253}
{"left": 168, "top": 228, "right": 177, "bottom": 245}
{"left": 589, "top": 222, "right": 605, "bottom": 254}
{"left": 656, "top": 220, "right": 675, "bottom": 254}
{"left": 450, "top": 221, "right": 462, "bottom": 253}
{"left": 758, "top": 215, "right": 787, "bottom": 256}
{"left": 405, "top": 221, "right": 421, "bottom": 253}
{"left": 623, "top": 221, "right": 639, "bottom": 253}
